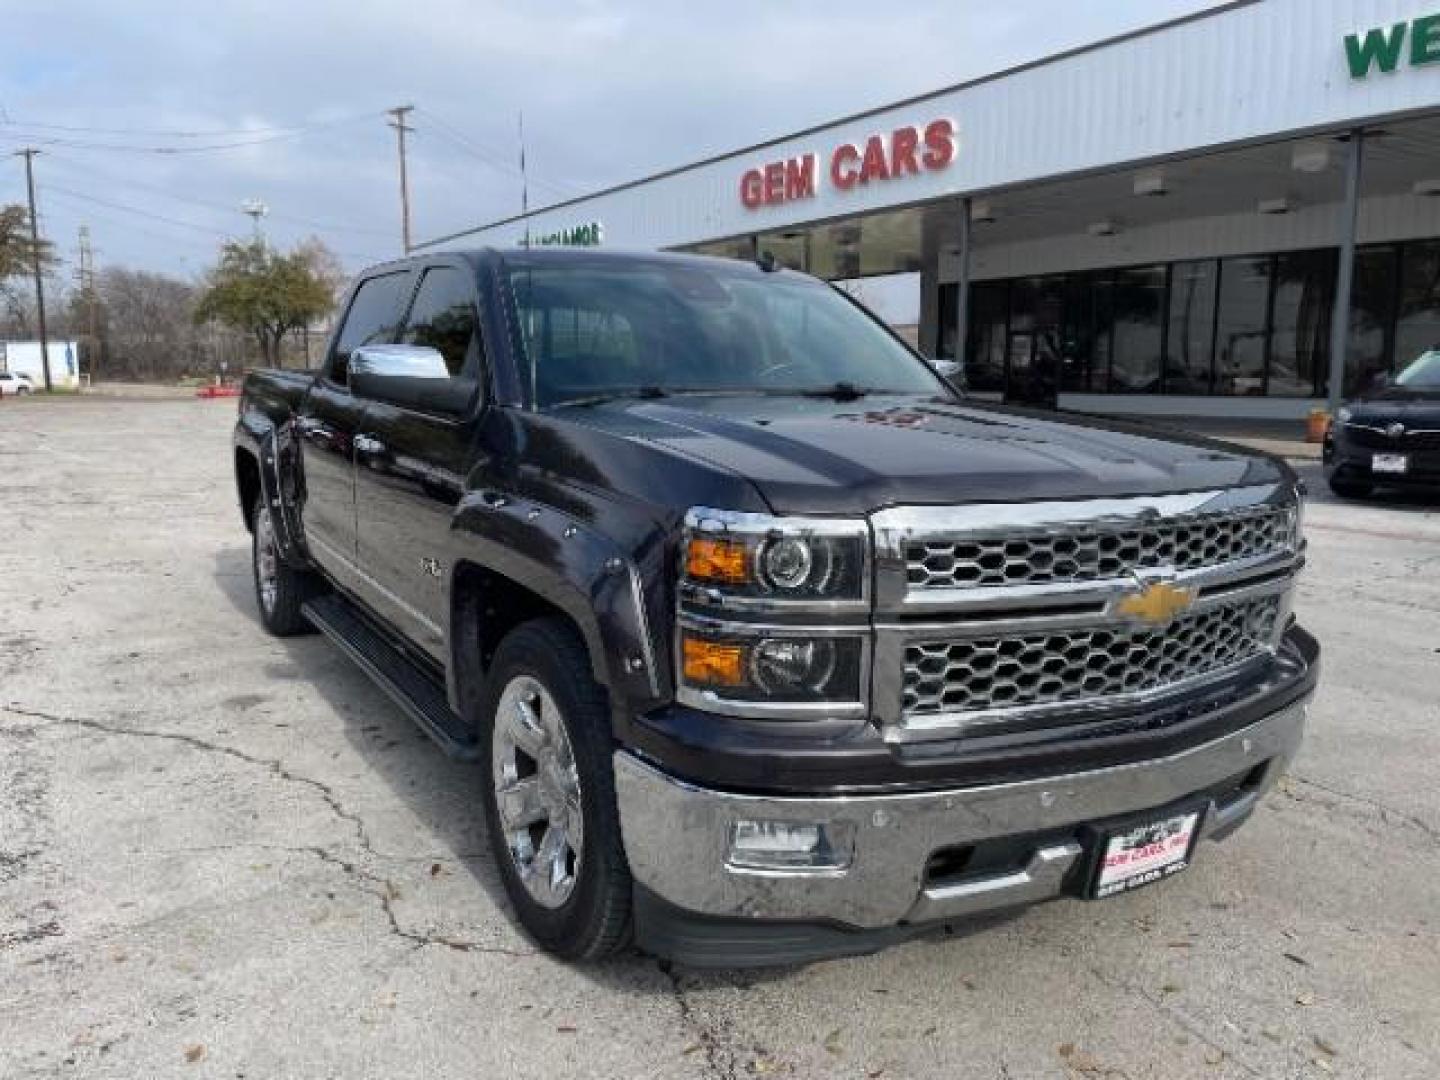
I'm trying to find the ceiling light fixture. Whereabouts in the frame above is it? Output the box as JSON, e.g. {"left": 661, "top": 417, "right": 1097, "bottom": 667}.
{"left": 1413, "top": 179, "right": 1440, "bottom": 197}
{"left": 1291, "top": 142, "right": 1331, "bottom": 174}
{"left": 970, "top": 200, "right": 996, "bottom": 224}
{"left": 1133, "top": 169, "right": 1167, "bottom": 197}
{"left": 1087, "top": 219, "right": 1119, "bottom": 237}
{"left": 1257, "top": 197, "right": 1292, "bottom": 215}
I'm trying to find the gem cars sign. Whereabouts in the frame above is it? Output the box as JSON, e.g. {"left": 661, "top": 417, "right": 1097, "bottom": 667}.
{"left": 739, "top": 119, "right": 956, "bottom": 210}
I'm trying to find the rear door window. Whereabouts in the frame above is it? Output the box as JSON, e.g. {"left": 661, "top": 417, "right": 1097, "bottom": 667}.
{"left": 329, "top": 271, "right": 411, "bottom": 384}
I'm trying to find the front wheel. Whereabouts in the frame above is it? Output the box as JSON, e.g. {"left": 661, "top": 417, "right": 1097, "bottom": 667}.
{"left": 479, "top": 618, "right": 632, "bottom": 960}
{"left": 250, "top": 498, "right": 321, "bottom": 636}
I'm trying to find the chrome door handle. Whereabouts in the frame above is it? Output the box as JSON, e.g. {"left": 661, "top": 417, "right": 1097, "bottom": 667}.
{"left": 353, "top": 434, "right": 386, "bottom": 457}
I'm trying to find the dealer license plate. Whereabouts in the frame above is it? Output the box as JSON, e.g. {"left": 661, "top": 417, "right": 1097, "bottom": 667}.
{"left": 1092, "top": 810, "right": 1201, "bottom": 899}
{"left": 1373, "top": 453, "right": 1408, "bottom": 474}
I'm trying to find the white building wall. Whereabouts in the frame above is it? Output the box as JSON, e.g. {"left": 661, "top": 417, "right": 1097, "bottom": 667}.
{"left": 2, "top": 342, "right": 80, "bottom": 389}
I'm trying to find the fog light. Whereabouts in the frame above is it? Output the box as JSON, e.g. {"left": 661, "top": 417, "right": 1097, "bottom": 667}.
{"left": 726, "top": 819, "right": 855, "bottom": 871}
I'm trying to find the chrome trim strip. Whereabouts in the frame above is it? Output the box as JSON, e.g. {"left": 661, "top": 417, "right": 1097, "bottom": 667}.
{"left": 626, "top": 562, "right": 662, "bottom": 699}
{"left": 614, "top": 699, "right": 1308, "bottom": 928}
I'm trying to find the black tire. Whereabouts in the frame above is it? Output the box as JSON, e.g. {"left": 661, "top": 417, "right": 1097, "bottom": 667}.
{"left": 250, "top": 496, "right": 321, "bottom": 636}
{"left": 479, "top": 618, "right": 632, "bottom": 960}
{"left": 16, "top": 386, "right": 31, "bottom": 396}
{"left": 1328, "top": 476, "right": 1373, "bottom": 499}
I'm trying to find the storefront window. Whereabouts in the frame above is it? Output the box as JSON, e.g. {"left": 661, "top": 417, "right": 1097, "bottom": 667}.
{"left": 1396, "top": 240, "right": 1440, "bottom": 373}
{"left": 1214, "top": 256, "right": 1271, "bottom": 396}
{"left": 1269, "top": 249, "right": 1334, "bottom": 398}
{"left": 1108, "top": 266, "right": 1166, "bottom": 393}
{"left": 1164, "top": 259, "right": 1217, "bottom": 394}
{"left": 965, "top": 282, "right": 1008, "bottom": 392}
{"left": 1346, "top": 244, "right": 1397, "bottom": 396}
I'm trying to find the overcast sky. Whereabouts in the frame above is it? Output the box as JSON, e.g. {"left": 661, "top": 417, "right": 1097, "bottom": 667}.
{"left": 3, "top": 0, "right": 1223, "bottom": 303}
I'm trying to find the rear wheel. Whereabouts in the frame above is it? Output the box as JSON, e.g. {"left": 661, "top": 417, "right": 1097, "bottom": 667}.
{"left": 1328, "top": 476, "right": 1373, "bottom": 499}
{"left": 250, "top": 498, "right": 320, "bottom": 636}
{"left": 479, "top": 618, "right": 632, "bottom": 960}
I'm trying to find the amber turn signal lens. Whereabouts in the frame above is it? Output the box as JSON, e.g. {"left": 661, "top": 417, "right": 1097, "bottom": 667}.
{"left": 681, "top": 635, "right": 747, "bottom": 687}
{"left": 685, "top": 536, "right": 750, "bottom": 584}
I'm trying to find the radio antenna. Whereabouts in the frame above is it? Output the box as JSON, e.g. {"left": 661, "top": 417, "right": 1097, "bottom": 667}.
{"left": 519, "top": 110, "right": 530, "bottom": 248}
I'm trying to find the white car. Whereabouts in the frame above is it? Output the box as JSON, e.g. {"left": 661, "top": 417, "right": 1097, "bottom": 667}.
{"left": 0, "top": 372, "right": 35, "bottom": 396}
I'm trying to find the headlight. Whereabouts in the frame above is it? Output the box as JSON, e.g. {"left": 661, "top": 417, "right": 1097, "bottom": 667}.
{"left": 677, "top": 508, "right": 871, "bottom": 718}
{"left": 1335, "top": 406, "right": 1353, "bottom": 424}
{"left": 681, "top": 508, "right": 868, "bottom": 606}
{"left": 677, "top": 623, "right": 866, "bottom": 713}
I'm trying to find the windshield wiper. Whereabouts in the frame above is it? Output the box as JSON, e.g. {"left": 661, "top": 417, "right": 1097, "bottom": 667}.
{"left": 799, "top": 382, "right": 870, "bottom": 402}
{"left": 552, "top": 385, "right": 669, "bottom": 408}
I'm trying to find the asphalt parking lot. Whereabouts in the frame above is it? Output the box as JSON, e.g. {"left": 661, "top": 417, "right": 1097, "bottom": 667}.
{"left": 2, "top": 397, "right": 1437, "bottom": 1079}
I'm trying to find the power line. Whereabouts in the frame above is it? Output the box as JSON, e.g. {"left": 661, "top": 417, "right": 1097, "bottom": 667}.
{"left": 0, "top": 111, "right": 379, "bottom": 155}
{"left": 41, "top": 151, "right": 395, "bottom": 237}
{"left": 0, "top": 114, "right": 373, "bottom": 139}
{"left": 416, "top": 108, "right": 581, "bottom": 198}
{"left": 43, "top": 183, "right": 242, "bottom": 237}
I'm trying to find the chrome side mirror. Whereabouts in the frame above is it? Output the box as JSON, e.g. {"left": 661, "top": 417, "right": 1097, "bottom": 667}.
{"left": 350, "top": 344, "right": 450, "bottom": 380}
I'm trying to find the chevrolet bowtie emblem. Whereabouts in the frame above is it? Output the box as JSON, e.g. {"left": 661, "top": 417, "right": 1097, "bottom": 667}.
{"left": 1115, "top": 580, "right": 1197, "bottom": 626}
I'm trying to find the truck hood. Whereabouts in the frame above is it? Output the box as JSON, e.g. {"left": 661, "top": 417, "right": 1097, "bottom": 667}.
{"left": 566, "top": 394, "right": 1286, "bottom": 515}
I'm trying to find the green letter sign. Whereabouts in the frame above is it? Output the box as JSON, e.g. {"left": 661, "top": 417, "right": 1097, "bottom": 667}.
{"left": 1345, "top": 22, "right": 1408, "bottom": 77}
{"left": 1346, "top": 13, "right": 1440, "bottom": 77}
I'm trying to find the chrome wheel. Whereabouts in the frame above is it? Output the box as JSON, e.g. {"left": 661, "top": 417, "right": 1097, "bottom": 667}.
{"left": 491, "top": 675, "right": 584, "bottom": 909}
{"left": 254, "top": 506, "right": 279, "bottom": 615}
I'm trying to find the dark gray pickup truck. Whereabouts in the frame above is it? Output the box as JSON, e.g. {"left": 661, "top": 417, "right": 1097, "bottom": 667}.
{"left": 234, "top": 248, "right": 1318, "bottom": 966}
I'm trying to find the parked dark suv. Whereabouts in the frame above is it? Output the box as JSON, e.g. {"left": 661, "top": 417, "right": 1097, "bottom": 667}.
{"left": 1325, "top": 348, "right": 1440, "bottom": 498}
{"left": 234, "top": 248, "right": 1317, "bottom": 966}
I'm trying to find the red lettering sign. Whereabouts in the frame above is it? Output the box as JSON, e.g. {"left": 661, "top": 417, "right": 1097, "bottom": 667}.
{"left": 740, "top": 168, "right": 764, "bottom": 209}
{"left": 829, "top": 144, "right": 860, "bottom": 191}
{"left": 784, "top": 155, "right": 816, "bottom": 201}
{"left": 922, "top": 118, "right": 955, "bottom": 170}
{"left": 741, "top": 120, "right": 955, "bottom": 206}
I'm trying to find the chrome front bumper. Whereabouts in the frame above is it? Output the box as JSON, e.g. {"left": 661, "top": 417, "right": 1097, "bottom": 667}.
{"left": 615, "top": 699, "right": 1308, "bottom": 930}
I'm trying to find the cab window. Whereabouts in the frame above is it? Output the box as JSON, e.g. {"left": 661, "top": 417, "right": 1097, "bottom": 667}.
{"left": 329, "top": 271, "right": 410, "bottom": 384}
{"left": 400, "top": 267, "right": 481, "bottom": 377}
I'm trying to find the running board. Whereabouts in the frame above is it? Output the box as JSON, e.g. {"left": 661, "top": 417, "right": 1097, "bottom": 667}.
{"left": 302, "top": 593, "right": 479, "bottom": 762}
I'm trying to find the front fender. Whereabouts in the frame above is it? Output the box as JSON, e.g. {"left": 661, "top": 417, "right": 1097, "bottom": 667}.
{"left": 448, "top": 489, "right": 667, "bottom": 718}
{"left": 236, "top": 409, "right": 308, "bottom": 567}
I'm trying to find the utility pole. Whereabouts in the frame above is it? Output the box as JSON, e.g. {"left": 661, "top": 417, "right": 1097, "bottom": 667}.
{"left": 78, "top": 225, "right": 98, "bottom": 381}
{"left": 241, "top": 199, "right": 268, "bottom": 245}
{"left": 387, "top": 105, "right": 415, "bottom": 255}
{"left": 17, "top": 149, "right": 52, "bottom": 391}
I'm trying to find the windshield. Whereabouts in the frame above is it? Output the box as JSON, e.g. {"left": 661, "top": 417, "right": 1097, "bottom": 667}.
{"left": 505, "top": 258, "right": 944, "bottom": 409}
{"left": 1394, "top": 349, "right": 1440, "bottom": 390}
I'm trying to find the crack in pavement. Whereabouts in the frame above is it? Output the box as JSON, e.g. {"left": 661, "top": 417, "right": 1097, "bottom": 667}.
{"left": 1280, "top": 773, "right": 1440, "bottom": 847}
{"left": 1, "top": 702, "right": 535, "bottom": 960}
{"left": 658, "top": 961, "right": 733, "bottom": 1080}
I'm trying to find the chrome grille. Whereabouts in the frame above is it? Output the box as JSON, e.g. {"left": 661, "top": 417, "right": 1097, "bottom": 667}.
{"left": 903, "top": 595, "right": 1281, "bottom": 719}
{"left": 905, "top": 506, "right": 1293, "bottom": 590}
{"left": 1343, "top": 425, "right": 1440, "bottom": 452}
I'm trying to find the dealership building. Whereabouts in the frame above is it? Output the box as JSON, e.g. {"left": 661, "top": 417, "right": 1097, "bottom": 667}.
{"left": 422, "top": 0, "right": 1440, "bottom": 418}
